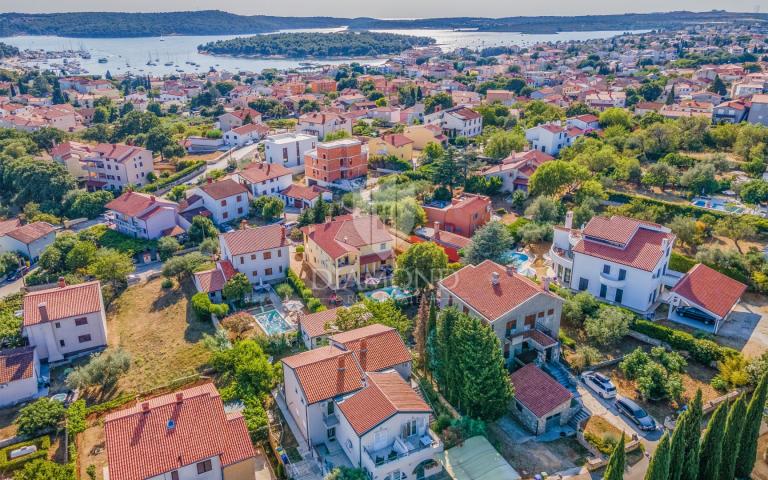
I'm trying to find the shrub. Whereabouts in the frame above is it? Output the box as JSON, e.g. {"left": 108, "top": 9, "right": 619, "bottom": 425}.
{"left": 66, "top": 349, "right": 131, "bottom": 390}
{"left": 161, "top": 278, "right": 174, "bottom": 289}
{"left": 66, "top": 400, "right": 87, "bottom": 436}
{"left": 141, "top": 160, "right": 206, "bottom": 193}
{"left": 286, "top": 269, "right": 326, "bottom": 313}
{"left": 632, "top": 319, "right": 739, "bottom": 364}
{"left": 669, "top": 252, "right": 696, "bottom": 273}
{"left": 15, "top": 399, "right": 65, "bottom": 437}
{"left": 584, "top": 306, "right": 632, "bottom": 346}
{"left": 191, "top": 293, "right": 229, "bottom": 321}
{"left": 0, "top": 436, "right": 51, "bottom": 474}
{"left": 569, "top": 345, "right": 602, "bottom": 372}
{"left": 559, "top": 331, "right": 577, "bottom": 350}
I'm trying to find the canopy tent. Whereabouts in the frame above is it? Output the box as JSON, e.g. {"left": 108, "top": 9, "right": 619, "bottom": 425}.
{"left": 437, "top": 436, "right": 521, "bottom": 480}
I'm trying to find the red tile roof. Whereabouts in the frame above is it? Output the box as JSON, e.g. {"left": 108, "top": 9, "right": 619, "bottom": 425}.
{"left": 106, "top": 191, "right": 169, "bottom": 217}
{"left": 221, "top": 224, "right": 287, "bottom": 256}
{"left": 574, "top": 218, "right": 674, "bottom": 272}
{"left": 523, "top": 329, "right": 558, "bottom": 348}
{"left": 92, "top": 143, "right": 145, "bottom": 163}
{"left": 4, "top": 222, "right": 54, "bottom": 244}
{"left": 330, "top": 324, "right": 411, "bottom": 373}
{"left": 282, "top": 346, "right": 364, "bottom": 404}
{"left": 104, "top": 383, "right": 254, "bottom": 480}
{"left": 382, "top": 134, "right": 414, "bottom": 148}
{"left": 300, "top": 307, "right": 341, "bottom": 339}
{"left": 440, "top": 260, "right": 559, "bottom": 322}
{"left": 238, "top": 162, "right": 293, "bottom": 184}
{"left": 671, "top": 263, "right": 747, "bottom": 318}
{"left": 303, "top": 215, "right": 393, "bottom": 260}
{"left": 338, "top": 371, "right": 430, "bottom": 435}
{"left": 510, "top": 364, "right": 572, "bottom": 418}
{"left": 0, "top": 346, "right": 36, "bottom": 384}
{"left": 194, "top": 261, "right": 237, "bottom": 293}
{"left": 280, "top": 184, "right": 328, "bottom": 202}
{"left": 199, "top": 178, "right": 248, "bottom": 200}
{"left": 23, "top": 281, "right": 102, "bottom": 327}
{"left": 0, "top": 218, "right": 22, "bottom": 236}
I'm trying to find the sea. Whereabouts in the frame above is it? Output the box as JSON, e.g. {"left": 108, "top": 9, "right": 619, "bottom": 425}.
{"left": 0, "top": 28, "right": 642, "bottom": 76}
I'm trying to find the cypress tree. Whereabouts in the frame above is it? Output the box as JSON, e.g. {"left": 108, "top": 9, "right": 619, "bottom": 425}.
{"left": 698, "top": 402, "right": 727, "bottom": 480}
{"left": 644, "top": 432, "right": 670, "bottom": 480}
{"left": 414, "top": 294, "right": 429, "bottom": 372}
{"left": 719, "top": 395, "right": 747, "bottom": 480}
{"left": 681, "top": 390, "right": 703, "bottom": 480}
{"left": 736, "top": 374, "right": 768, "bottom": 478}
{"left": 667, "top": 411, "right": 687, "bottom": 480}
{"left": 603, "top": 435, "right": 625, "bottom": 480}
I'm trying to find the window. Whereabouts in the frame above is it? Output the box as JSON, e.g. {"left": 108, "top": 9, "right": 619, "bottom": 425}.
{"left": 75, "top": 317, "right": 88, "bottom": 326}
{"left": 171, "top": 472, "right": 179, "bottom": 480}
{"left": 547, "top": 309, "right": 554, "bottom": 316}
{"left": 599, "top": 284, "right": 607, "bottom": 298}
{"left": 223, "top": 212, "right": 229, "bottom": 220}
{"left": 221, "top": 199, "right": 227, "bottom": 207}
{"left": 505, "top": 321, "right": 514, "bottom": 336}
{"left": 265, "top": 268, "right": 273, "bottom": 276}
{"left": 578, "top": 278, "right": 589, "bottom": 291}
{"left": 602, "top": 264, "right": 611, "bottom": 274}
{"left": 277, "top": 249, "right": 282, "bottom": 257}
{"left": 240, "top": 257, "right": 244, "bottom": 265}
{"left": 618, "top": 269, "right": 626, "bottom": 281}
{"left": 524, "top": 314, "right": 535, "bottom": 328}
{"left": 236, "top": 195, "right": 242, "bottom": 202}
{"left": 78, "top": 334, "right": 92, "bottom": 343}
{"left": 196, "top": 460, "right": 212, "bottom": 474}
{"left": 327, "top": 427, "right": 336, "bottom": 441}
{"left": 264, "top": 251, "right": 272, "bottom": 260}
{"left": 615, "top": 289, "right": 624, "bottom": 303}
{"left": 55, "top": 322, "right": 61, "bottom": 328}
{"left": 237, "top": 207, "right": 243, "bottom": 214}
{"left": 462, "top": 306, "right": 469, "bottom": 314}
{"left": 59, "top": 340, "right": 65, "bottom": 347}
{"left": 251, "top": 254, "right": 256, "bottom": 260}
{"left": 401, "top": 419, "right": 418, "bottom": 438}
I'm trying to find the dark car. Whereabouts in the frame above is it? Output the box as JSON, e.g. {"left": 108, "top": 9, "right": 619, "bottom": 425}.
{"left": 676, "top": 306, "right": 716, "bottom": 325}
{"left": 615, "top": 396, "right": 656, "bottom": 431}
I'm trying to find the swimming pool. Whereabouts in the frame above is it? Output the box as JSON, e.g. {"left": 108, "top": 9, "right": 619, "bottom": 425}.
{"left": 252, "top": 310, "right": 293, "bottom": 336}
{"left": 365, "top": 286, "right": 414, "bottom": 302}
{"left": 691, "top": 197, "right": 745, "bottom": 214}
{"left": 500, "top": 251, "right": 530, "bottom": 266}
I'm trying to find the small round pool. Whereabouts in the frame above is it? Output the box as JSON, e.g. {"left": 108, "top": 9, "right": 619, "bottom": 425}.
{"left": 500, "top": 251, "right": 530, "bottom": 266}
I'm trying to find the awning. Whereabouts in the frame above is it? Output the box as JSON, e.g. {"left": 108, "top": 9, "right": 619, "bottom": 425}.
{"left": 360, "top": 251, "right": 393, "bottom": 265}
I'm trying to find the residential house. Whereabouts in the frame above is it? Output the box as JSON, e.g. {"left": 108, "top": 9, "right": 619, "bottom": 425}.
{"left": 485, "top": 90, "right": 517, "bottom": 106}
{"left": 304, "top": 139, "right": 368, "bottom": 188}
{"left": 566, "top": 114, "right": 600, "bottom": 132}
{"left": 0, "top": 221, "right": 56, "bottom": 263}
{"left": 297, "top": 112, "right": 352, "bottom": 139}
{"left": 509, "top": 364, "right": 576, "bottom": 434}
{"left": 302, "top": 215, "right": 394, "bottom": 290}
{"left": 422, "top": 193, "right": 491, "bottom": 238}
{"left": 235, "top": 162, "right": 293, "bottom": 198}
{"left": 411, "top": 223, "right": 471, "bottom": 263}
{"left": 223, "top": 123, "right": 270, "bottom": 147}
{"left": 368, "top": 134, "right": 414, "bottom": 162}
{"left": 402, "top": 124, "right": 448, "bottom": 150}
{"left": 184, "top": 178, "right": 250, "bottom": 225}
{"left": 585, "top": 91, "right": 626, "bottom": 110}
{"left": 219, "top": 224, "right": 289, "bottom": 285}
{"left": 50, "top": 140, "right": 92, "bottom": 180}
{"left": 0, "top": 346, "right": 40, "bottom": 407}
{"left": 480, "top": 150, "right": 554, "bottom": 193}
{"left": 105, "top": 191, "right": 188, "bottom": 240}
{"left": 22, "top": 279, "right": 108, "bottom": 362}
{"left": 525, "top": 122, "right": 584, "bottom": 156}
{"left": 298, "top": 307, "right": 341, "bottom": 349}
{"left": 264, "top": 133, "right": 318, "bottom": 173}
{"left": 713, "top": 99, "right": 750, "bottom": 124}
{"left": 193, "top": 260, "right": 238, "bottom": 303}
{"left": 82, "top": 143, "right": 155, "bottom": 191}
{"left": 104, "top": 383, "right": 256, "bottom": 480}
{"left": 423, "top": 106, "right": 483, "bottom": 138}
{"left": 667, "top": 263, "right": 747, "bottom": 334}
{"left": 218, "top": 108, "right": 262, "bottom": 132}
{"left": 279, "top": 184, "right": 332, "bottom": 210}
{"left": 550, "top": 213, "right": 676, "bottom": 313}
{"left": 438, "top": 260, "right": 563, "bottom": 365}
{"left": 747, "top": 94, "right": 768, "bottom": 126}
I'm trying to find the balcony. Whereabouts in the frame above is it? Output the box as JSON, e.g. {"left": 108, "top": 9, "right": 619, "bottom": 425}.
{"left": 599, "top": 271, "right": 627, "bottom": 289}
{"left": 549, "top": 246, "right": 573, "bottom": 267}
{"left": 323, "top": 411, "right": 339, "bottom": 428}
{"left": 363, "top": 430, "right": 442, "bottom": 470}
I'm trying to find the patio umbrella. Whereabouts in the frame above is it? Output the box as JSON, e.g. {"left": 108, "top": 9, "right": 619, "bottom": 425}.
{"left": 365, "top": 277, "right": 381, "bottom": 287}
{"left": 283, "top": 300, "right": 304, "bottom": 312}
{"left": 370, "top": 290, "right": 390, "bottom": 302}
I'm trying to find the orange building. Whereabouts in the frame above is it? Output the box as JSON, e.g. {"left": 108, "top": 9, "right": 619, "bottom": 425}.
{"left": 308, "top": 79, "right": 337, "bottom": 94}
{"left": 422, "top": 193, "right": 492, "bottom": 238}
{"left": 304, "top": 138, "right": 368, "bottom": 187}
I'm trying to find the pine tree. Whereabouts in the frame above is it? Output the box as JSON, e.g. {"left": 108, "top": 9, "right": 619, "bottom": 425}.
{"left": 414, "top": 294, "right": 429, "bottom": 372}
{"left": 425, "top": 298, "right": 438, "bottom": 381}
{"left": 667, "top": 411, "right": 687, "bottom": 480}
{"left": 698, "top": 402, "right": 727, "bottom": 480}
{"left": 644, "top": 432, "right": 670, "bottom": 480}
{"left": 736, "top": 373, "right": 768, "bottom": 478}
{"left": 434, "top": 308, "right": 459, "bottom": 403}
{"left": 666, "top": 85, "right": 675, "bottom": 105}
{"left": 710, "top": 75, "right": 727, "bottom": 96}
{"left": 603, "top": 435, "right": 626, "bottom": 480}
{"left": 719, "top": 395, "right": 747, "bottom": 480}
{"left": 680, "top": 389, "right": 703, "bottom": 480}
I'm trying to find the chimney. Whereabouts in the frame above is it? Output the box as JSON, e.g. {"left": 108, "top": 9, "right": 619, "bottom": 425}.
{"left": 359, "top": 339, "right": 368, "bottom": 372}
{"left": 57, "top": 277, "right": 66, "bottom": 288}
{"left": 141, "top": 402, "right": 150, "bottom": 413}
{"left": 38, "top": 303, "right": 49, "bottom": 323}
{"left": 175, "top": 392, "right": 183, "bottom": 404}
{"left": 433, "top": 221, "right": 440, "bottom": 241}
{"left": 564, "top": 210, "right": 574, "bottom": 229}
{"left": 337, "top": 355, "right": 346, "bottom": 391}
{"left": 207, "top": 177, "right": 213, "bottom": 184}
{"left": 491, "top": 272, "right": 500, "bottom": 286}
{"left": 149, "top": 195, "right": 156, "bottom": 202}
{"left": 281, "top": 224, "right": 286, "bottom": 240}
{"left": 240, "top": 219, "right": 248, "bottom": 230}
{"left": 506, "top": 264, "right": 515, "bottom": 276}
{"left": 661, "top": 237, "right": 669, "bottom": 253}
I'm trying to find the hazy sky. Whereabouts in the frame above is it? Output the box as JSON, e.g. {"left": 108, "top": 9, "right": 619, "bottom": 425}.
{"left": 7, "top": 1, "right": 768, "bottom": 18}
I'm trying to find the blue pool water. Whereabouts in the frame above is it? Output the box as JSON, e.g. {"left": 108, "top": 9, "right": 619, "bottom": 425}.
{"left": 365, "top": 286, "right": 414, "bottom": 302}
{"left": 253, "top": 310, "right": 293, "bottom": 336}
{"left": 693, "top": 200, "right": 706, "bottom": 207}
{"left": 500, "top": 251, "right": 530, "bottom": 266}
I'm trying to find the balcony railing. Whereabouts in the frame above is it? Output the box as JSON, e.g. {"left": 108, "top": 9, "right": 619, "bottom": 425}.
{"left": 363, "top": 431, "right": 440, "bottom": 468}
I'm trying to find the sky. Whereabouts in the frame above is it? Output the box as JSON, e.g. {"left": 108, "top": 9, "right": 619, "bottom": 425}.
{"left": 7, "top": 1, "right": 768, "bottom": 18}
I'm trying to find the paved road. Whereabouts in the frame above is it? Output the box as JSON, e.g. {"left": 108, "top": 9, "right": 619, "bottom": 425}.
{"left": 577, "top": 382, "right": 663, "bottom": 479}
{"left": 188, "top": 143, "right": 261, "bottom": 185}
{"left": 0, "top": 276, "right": 25, "bottom": 298}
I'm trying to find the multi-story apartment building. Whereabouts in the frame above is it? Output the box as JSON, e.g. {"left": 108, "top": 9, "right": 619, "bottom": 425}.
{"left": 22, "top": 280, "right": 108, "bottom": 362}
{"left": 301, "top": 215, "right": 393, "bottom": 290}
{"left": 297, "top": 112, "right": 352, "bottom": 139}
{"left": 219, "top": 224, "right": 289, "bottom": 285}
{"left": 422, "top": 193, "right": 491, "bottom": 238}
{"left": 550, "top": 214, "right": 676, "bottom": 313}
{"left": 264, "top": 132, "right": 318, "bottom": 173}
{"left": 82, "top": 143, "right": 155, "bottom": 190}
{"left": 304, "top": 139, "right": 368, "bottom": 188}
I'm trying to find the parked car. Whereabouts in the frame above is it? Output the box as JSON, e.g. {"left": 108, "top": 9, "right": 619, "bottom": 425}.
{"left": 675, "top": 306, "right": 716, "bottom": 325}
{"left": 581, "top": 371, "right": 617, "bottom": 399}
{"left": 615, "top": 396, "right": 656, "bottom": 431}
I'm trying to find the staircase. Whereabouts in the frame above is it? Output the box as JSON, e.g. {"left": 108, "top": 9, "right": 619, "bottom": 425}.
{"left": 568, "top": 408, "right": 590, "bottom": 430}
{"left": 542, "top": 361, "right": 578, "bottom": 395}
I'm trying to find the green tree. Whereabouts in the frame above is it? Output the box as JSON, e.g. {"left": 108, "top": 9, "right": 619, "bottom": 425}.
{"left": 599, "top": 107, "right": 632, "bottom": 130}
{"left": 414, "top": 294, "right": 429, "bottom": 371}
{"left": 64, "top": 240, "right": 97, "bottom": 272}
{"left": 88, "top": 248, "right": 134, "bottom": 287}
{"left": 524, "top": 196, "right": 560, "bottom": 224}
{"left": 698, "top": 402, "right": 727, "bottom": 480}
{"left": 483, "top": 130, "right": 526, "bottom": 160}
{"left": 312, "top": 196, "right": 330, "bottom": 224}
{"left": 642, "top": 163, "right": 677, "bottom": 191}
{"left": 13, "top": 459, "right": 74, "bottom": 480}
{"left": 424, "top": 92, "right": 452, "bottom": 114}
{"left": 668, "top": 410, "right": 688, "bottom": 480}
{"left": 422, "top": 142, "right": 444, "bottom": 164}
{"left": 644, "top": 432, "right": 670, "bottom": 480}
{"left": 15, "top": 398, "right": 66, "bottom": 437}
{"left": 714, "top": 216, "right": 756, "bottom": 254}
{"left": 162, "top": 252, "right": 209, "bottom": 281}
{"left": 252, "top": 196, "right": 284, "bottom": 220}
{"left": 242, "top": 397, "right": 269, "bottom": 443}
{"left": 324, "top": 467, "right": 368, "bottom": 480}
{"left": 736, "top": 373, "right": 768, "bottom": 477}
{"left": 529, "top": 160, "right": 588, "bottom": 196}
{"left": 462, "top": 221, "right": 512, "bottom": 265}
{"left": 719, "top": 394, "right": 746, "bottom": 480}
{"left": 431, "top": 149, "right": 462, "bottom": 195}
{"left": 223, "top": 273, "right": 251, "bottom": 305}
{"left": 394, "top": 242, "right": 449, "bottom": 294}
{"left": 209, "top": 338, "right": 275, "bottom": 401}
{"left": 602, "top": 434, "right": 625, "bottom": 480}
{"left": 157, "top": 236, "right": 181, "bottom": 261}
{"left": 584, "top": 306, "right": 632, "bottom": 346}
{"left": 680, "top": 163, "right": 718, "bottom": 196}
{"left": 188, "top": 215, "right": 218, "bottom": 244}
{"left": 145, "top": 126, "right": 175, "bottom": 161}
{"left": 65, "top": 349, "right": 131, "bottom": 390}
{"left": 681, "top": 389, "right": 703, "bottom": 480}
{"left": 710, "top": 75, "right": 727, "bottom": 96}
{"left": 669, "top": 216, "right": 701, "bottom": 252}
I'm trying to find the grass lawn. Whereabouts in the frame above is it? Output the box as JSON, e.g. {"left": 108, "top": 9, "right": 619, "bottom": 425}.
{"left": 582, "top": 416, "right": 630, "bottom": 455}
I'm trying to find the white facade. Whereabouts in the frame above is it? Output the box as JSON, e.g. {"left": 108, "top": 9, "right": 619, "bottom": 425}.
{"left": 0, "top": 227, "right": 56, "bottom": 263}
{"left": 525, "top": 124, "right": 573, "bottom": 156}
{"left": 145, "top": 457, "right": 222, "bottom": 480}
{"left": 0, "top": 348, "right": 40, "bottom": 407}
{"left": 264, "top": 133, "right": 318, "bottom": 173}
{"left": 235, "top": 171, "right": 293, "bottom": 198}
{"left": 219, "top": 238, "right": 289, "bottom": 285}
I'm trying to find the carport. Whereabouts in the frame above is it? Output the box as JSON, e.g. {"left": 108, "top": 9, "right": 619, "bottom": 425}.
{"left": 437, "top": 435, "right": 521, "bottom": 480}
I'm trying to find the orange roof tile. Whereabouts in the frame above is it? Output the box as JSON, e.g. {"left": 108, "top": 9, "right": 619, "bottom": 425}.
{"left": 330, "top": 324, "right": 411, "bottom": 373}
{"left": 0, "top": 346, "right": 36, "bottom": 384}
{"left": 282, "top": 346, "right": 364, "bottom": 404}
{"left": 221, "top": 224, "right": 287, "bottom": 256}
{"left": 510, "top": 364, "right": 572, "bottom": 418}
{"left": 300, "top": 307, "right": 341, "bottom": 339}
{"left": 23, "top": 281, "right": 102, "bottom": 327}
{"left": 671, "top": 263, "right": 747, "bottom": 318}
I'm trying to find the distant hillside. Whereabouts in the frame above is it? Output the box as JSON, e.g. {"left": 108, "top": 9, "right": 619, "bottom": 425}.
{"left": 199, "top": 31, "right": 435, "bottom": 58}
{"left": 0, "top": 10, "right": 766, "bottom": 38}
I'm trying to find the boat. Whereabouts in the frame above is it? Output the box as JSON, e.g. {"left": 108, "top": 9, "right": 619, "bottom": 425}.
{"left": 98, "top": 57, "right": 108, "bottom": 63}
{"left": 164, "top": 61, "right": 174, "bottom": 66}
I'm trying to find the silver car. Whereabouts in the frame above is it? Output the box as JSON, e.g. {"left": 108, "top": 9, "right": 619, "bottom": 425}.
{"left": 581, "top": 371, "right": 617, "bottom": 399}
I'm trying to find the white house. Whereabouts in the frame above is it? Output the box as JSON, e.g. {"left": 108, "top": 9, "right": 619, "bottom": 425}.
{"left": 479, "top": 150, "right": 553, "bottom": 193}
{"left": 0, "top": 221, "right": 56, "bottom": 263}
{"left": 235, "top": 162, "right": 293, "bottom": 198}
{"left": 423, "top": 106, "right": 483, "bottom": 138}
{"left": 81, "top": 143, "right": 155, "bottom": 191}
{"left": 184, "top": 178, "right": 250, "bottom": 225}
{"left": 223, "top": 123, "right": 270, "bottom": 147}
{"left": 264, "top": 133, "right": 318, "bottom": 174}
{"left": 218, "top": 108, "right": 262, "bottom": 132}
{"left": 565, "top": 114, "right": 600, "bottom": 132}
{"left": 22, "top": 280, "right": 108, "bottom": 362}
{"left": 525, "top": 122, "right": 585, "bottom": 156}
{"left": 105, "top": 191, "right": 188, "bottom": 240}
{"left": 219, "top": 224, "right": 289, "bottom": 285}
{"left": 279, "top": 184, "right": 332, "bottom": 210}
{"left": 550, "top": 214, "right": 676, "bottom": 314}
{"left": 0, "top": 346, "right": 40, "bottom": 407}
{"left": 297, "top": 112, "right": 352, "bottom": 139}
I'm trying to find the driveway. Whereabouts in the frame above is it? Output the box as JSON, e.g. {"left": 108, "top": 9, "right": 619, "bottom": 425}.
{"left": 716, "top": 293, "right": 768, "bottom": 358}
{"left": 188, "top": 143, "right": 261, "bottom": 184}
{"left": 0, "top": 276, "right": 24, "bottom": 298}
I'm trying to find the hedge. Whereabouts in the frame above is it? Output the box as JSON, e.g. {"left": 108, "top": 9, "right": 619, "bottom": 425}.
{"left": 0, "top": 436, "right": 50, "bottom": 474}
{"left": 669, "top": 252, "right": 696, "bottom": 273}
{"left": 632, "top": 319, "right": 740, "bottom": 364}
{"left": 141, "top": 160, "right": 206, "bottom": 193}
{"left": 285, "top": 269, "right": 326, "bottom": 313}
{"left": 191, "top": 292, "right": 229, "bottom": 320}
{"left": 85, "top": 393, "right": 135, "bottom": 416}
{"left": 66, "top": 400, "right": 87, "bottom": 436}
